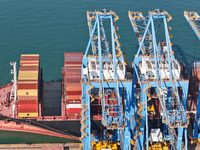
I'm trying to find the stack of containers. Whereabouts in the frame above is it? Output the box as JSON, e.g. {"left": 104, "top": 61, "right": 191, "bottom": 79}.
{"left": 17, "top": 54, "right": 40, "bottom": 118}
{"left": 64, "top": 53, "right": 83, "bottom": 119}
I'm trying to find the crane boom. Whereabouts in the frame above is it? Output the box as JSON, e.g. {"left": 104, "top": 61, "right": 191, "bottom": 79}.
{"left": 184, "top": 11, "right": 200, "bottom": 40}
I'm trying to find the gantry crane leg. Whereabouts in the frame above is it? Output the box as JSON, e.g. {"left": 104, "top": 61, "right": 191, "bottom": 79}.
{"left": 193, "top": 83, "right": 200, "bottom": 142}
{"left": 124, "top": 86, "right": 132, "bottom": 150}
{"left": 182, "top": 84, "right": 189, "bottom": 150}
{"left": 81, "top": 84, "right": 91, "bottom": 150}
{"left": 135, "top": 84, "right": 147, "bottom": 150}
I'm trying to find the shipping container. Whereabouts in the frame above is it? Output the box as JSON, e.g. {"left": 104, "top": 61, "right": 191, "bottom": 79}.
{"left": 65, "top": 53, "right": 83, "bottom": 58}
{"left": 64, "top": 53, "right": 83, "bottom": 65}
{"left": 66, "top": 91, "right": 82, "bottom": 95}
{"left": 18, "top": 84, "right": 38, "bottom": 90}
{"left": 21, "top": 54, "right": 39, "bottom": 60}
{"left": 18, "top": 100, "right": 38, "bottom": 104}
{"left": 17, "top": 89, "right": 38, "bottom": 96}
{"left": 66, "top": 100, "right": 82, "bottom": 104}
{"left": 65, "top": 75, "right": 81, "bottom": 79}
{"left": 18, "top": 71, "right": 38, "bottom": 80}
{"left": 66, "top": 84, "right": 82, "bottom": 91}
{"left": 65, "top": 78, "right": 81, "bottom": 83}
{"left": 66, "top": 106, "right": 81, "bottom": 119}
{"left": 18, "top": 104, "right": 38, "bottom": 109}
{"left": 18, "top": 109, "right": 38, "bottom": 113}
{"left": 66, "top": 112, "right": 81, "bottom": 119}
{"left": 65, "top": 69, "right": 81, "bottom": 75}
{"left": 66, "top": 108, "right": 82, "bottom": 113}
{"left": 65, "top": 64, "right": 82, "bottom": 68}
{"left": 66, "top": 104, "right": 82, "bottom": 119}
{"left": 18, "top": 112, "right": 38, "bottom": 118}
{"left": 18, "top": 80, "right": 38, "bottom": 84}
{"left": 65, "top": 60, "right": 82, "bottom": 65}
{"left": 65, "top": 66, "right": 82, "bottom": 70}
{"left": 66, "top": 95, "right": 81, "bottom": 100}
{"left": 20, "top": 63, "right": 39, "bottom": 67}
{"left": 20, "top": 61, "right": 39, "bottom": 65}
{"left": 19, "top": 66, "right": 39, "bottom": 71}
{"left": 66, "top": 104, "right": 81, "bottom": 108}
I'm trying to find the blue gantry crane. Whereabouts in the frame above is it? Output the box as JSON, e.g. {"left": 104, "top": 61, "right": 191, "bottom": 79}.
{"left": 184, "top": 11, "right": 200, "bottom": 143}
{"left": 129, "top": 9, "right": 189, "bottom": 150}
{"left": 80, "top": 10, "right": 134, "bottom": 150}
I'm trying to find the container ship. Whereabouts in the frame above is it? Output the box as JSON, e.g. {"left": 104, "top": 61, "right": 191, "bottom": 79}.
{"left": 0, "top": 53, "right": 84, "bottom": 141}
{"left": 0, "top": 51, "right": 130, "bottom": 141}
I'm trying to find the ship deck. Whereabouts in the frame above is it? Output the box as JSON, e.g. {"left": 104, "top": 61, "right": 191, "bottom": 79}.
{"left": 0, "top": 83, "right": 14, "bottom": 118}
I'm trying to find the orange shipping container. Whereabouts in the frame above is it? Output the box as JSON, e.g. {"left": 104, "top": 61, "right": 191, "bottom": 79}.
{"left": 66, "top": 95, "right": 81, "bottom": 100}
{"left": 66, "top": 84, "right": 82, "bottom": 91}
{"left": 18, "top": 109, "right": 38, "bottom": 113}
{"left": 18, "top": 84, "right": 38, "bottom": 90}
{"left": 18, "top": 100, "right": 38, "bottom": 104}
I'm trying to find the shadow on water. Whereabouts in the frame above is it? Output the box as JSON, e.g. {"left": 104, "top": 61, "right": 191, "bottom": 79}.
{"left": 172, "top": 44, "right": 192, "bottom": 74}
{"left": 172, "top": 44, "right": 189, "bottom": 65}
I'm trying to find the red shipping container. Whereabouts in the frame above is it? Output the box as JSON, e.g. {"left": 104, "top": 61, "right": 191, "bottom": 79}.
{"left": 65, "top": 66, "right": 81, "bottom": 70}
{"left": 19, "top": 66, "right": 39, "bottom": 71}
{"left": 65, "top": 103, "right": 82, "bottom": 119}
{"left": 18, "top": 109, "right": 38, "bottom": 113}
{"left": 18, "top": 84, "right": 38, "bottom": 90}
{"left": 65, "top": 53, "right": 83, "bottom": 58}
{"left": 66, "top": 108, "right": 82, "bottom": 113}
{"left": 65, "top": 78, "right": 81, "bottom": 83}
{"left": 18, "top": 107, "right": 38, "bottom": 111}
{"left": 65, "top": 73, "right": 81, "bottom": 78}
{"left": 65, "top": 75, "right": 81, "bottom": 79}
{"left": 65, "top": 69, "right": 81, "bottom": 75}
{"left": 66, "top": 91, "right": 81, "bottom": 95}
{"left": 18, "top": 104, "right": 38, "bottom": 109}
{"left": 21, "top": 56, "right": 39, "bottom": 61}
{"left": 65, "top": 70, "right": 81, "bottom": 75}
{"left": 65, "top": 60, "right": 82, "bottom": 65}
{"left": 18, "top": 100, "right": 38, "bottom": 104}
{"left": 65, "top": 76, "right": 81, "bottom": 79}
{"left": 66, "top": 112, "right": 81, "bottom": 119}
